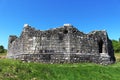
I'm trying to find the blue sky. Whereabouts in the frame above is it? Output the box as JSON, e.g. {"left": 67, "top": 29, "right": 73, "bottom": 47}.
{"left": 0, "top": 0, "right": 120, "bottom": 49}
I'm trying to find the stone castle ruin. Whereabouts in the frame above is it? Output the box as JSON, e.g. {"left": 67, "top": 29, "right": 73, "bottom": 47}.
{"left": 7, "top": 24, "right": 115, "bottom": 65}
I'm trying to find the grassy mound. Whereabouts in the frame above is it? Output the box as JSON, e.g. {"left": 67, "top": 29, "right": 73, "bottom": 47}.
{"left": 0, "top": 53, "right": 119, "bottom": 80}
{"left": 0, "top": 59, "right": 120, "bottom": 80}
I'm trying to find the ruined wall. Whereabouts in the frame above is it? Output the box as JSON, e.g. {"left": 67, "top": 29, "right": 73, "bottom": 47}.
{"left": 7, "top": 24, "right": 116, "bottom": 65}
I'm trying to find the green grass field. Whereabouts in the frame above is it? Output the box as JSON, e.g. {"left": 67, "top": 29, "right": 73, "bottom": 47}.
{"left": 0, "top": 53, "right": 120, "bottom": 80}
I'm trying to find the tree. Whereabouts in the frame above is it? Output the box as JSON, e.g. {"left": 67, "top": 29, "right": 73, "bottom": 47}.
{"left": 112, "top": 40, "right": 120, "bottom": 53}
{"left": 0, "top": 45, "right": 4, "bottom": 53}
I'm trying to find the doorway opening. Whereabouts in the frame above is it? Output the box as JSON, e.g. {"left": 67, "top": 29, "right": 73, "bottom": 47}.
{"left": 98, "top": 39, "right": 103, "bottom": 53}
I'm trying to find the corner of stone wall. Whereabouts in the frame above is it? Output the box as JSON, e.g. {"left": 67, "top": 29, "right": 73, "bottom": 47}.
{"left": 99, "top": 53, "right": 111, "bottom": 65}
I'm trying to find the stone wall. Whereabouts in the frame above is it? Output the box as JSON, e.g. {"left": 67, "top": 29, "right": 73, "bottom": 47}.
{"left": 7, "top": 24, "right": 116, "bottom": 65}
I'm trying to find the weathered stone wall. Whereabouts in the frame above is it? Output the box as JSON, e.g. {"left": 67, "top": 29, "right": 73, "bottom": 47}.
{"left": 7, "top": 24, "right": 116, "bottom": 65}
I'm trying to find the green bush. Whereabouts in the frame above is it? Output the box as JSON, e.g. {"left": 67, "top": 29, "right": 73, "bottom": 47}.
{"left": 0, "top": 45, "right": 4, "bottom": 53}
{"left": 112, "top": 40, "right": 120, "bottom": 53}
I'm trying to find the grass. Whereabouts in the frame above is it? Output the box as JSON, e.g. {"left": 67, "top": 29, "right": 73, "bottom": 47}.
{"left": 0, "top": 52, "right": 7, "bottom": 55}
{"left": 0, "top": 53, "right": 120, "bottom": 80}
{"left": 115, "top": 53, "right": 120, "bottom": 62}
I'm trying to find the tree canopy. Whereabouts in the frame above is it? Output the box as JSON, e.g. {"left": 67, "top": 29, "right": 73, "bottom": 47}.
{"left": 0, "top": 45, "right": 5, "bottom": 53}
{"left": 112, "top": 40, "right": 120, "bottom": 53}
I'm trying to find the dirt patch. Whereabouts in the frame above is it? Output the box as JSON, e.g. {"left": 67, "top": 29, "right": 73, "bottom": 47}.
{"left": 0, "top": 55, "right": 6, "bottom": 59}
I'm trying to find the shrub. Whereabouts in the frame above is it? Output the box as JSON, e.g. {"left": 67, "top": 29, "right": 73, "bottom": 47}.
{"left": 0, "top": 45, "right": 4, "bottom": 53}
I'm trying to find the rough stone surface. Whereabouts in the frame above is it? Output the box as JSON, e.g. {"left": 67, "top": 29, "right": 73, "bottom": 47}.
{"left": 7, "top": 24, "right": 116, "bottom": 65}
